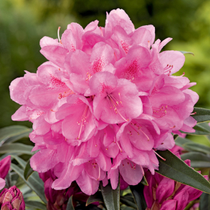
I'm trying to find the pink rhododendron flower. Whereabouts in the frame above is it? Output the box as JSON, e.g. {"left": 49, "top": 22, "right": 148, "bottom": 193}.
{"left": 10, "top": 8, "right": 198, "bottom": 195}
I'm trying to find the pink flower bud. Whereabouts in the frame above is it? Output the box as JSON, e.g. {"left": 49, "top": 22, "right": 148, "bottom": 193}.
{"left": 0, "top": 156, "right": 11, "bottom": 179}
{"left": 0, "top": 186, "right": 25, "bottom": 210}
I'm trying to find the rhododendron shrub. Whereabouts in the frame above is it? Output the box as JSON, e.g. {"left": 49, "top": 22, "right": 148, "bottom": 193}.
{"left": 10, "top": 9, "right": 199, "bottom": 195}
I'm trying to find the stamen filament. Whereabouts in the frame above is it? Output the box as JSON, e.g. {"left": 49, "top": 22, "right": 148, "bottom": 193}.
{"left": 77, "top": 105, "right": 89, "bottom": 139}
{"left": 57, "top": 26, "right": 61, "bottom": 43}
{"left": 107, "top": 94, "right": 128, "bottom": 122}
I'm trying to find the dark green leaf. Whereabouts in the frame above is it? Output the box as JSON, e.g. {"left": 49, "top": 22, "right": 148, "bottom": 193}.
{"left": 0, "top": 126, "right": 31, "bottom": 143}
{"left": 181, "top": 152, "right": 210, "bottom": 168}
{"left": 140, "top": 176, "right": 148, "bottom": 186}
{"left": 156, "top": 150, "right": 210, "bottom": 194}
{"left": 11, "top": 163, "right": 47, "bottom": 203}
{"left": 75, "top": 204, "right": 102, "bottom": 210}
{"left": 24, "top": 160, "right": 34, "bottom": 180}
{"left": 175, "top": 137, "right": 210, "bottom": 155}
{"left": 101, "top": 182, "right": 120, "bottom": 210}
{"left": 121, "top": 207, "right": 135, "bottom": 210}
{"left": 130, "top": 183, "right": 147, "bottom": 210}
{"left": 192, "top": 107, "right": 210, "bottom": 123}
{"left": 0, "top": 143, "right": 33, "bottom": 155}
{"left": 66, "top": 196, "right": 75, "bottom": 210}
{"left": 199, "top": 192, "right": 210, "bottom": 210}
{"left": 24, "top": 200, "right": 47, "bottom": 210}
{"left": 120, "top": 196, "right": 137, "bottom": 209}
{"left": 86, "top": 191, "right": 103, "bottom": 206}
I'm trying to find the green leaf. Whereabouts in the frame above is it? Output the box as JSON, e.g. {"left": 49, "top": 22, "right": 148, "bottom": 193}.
{"left": 156, "top": 150, "right": 210, "bottom": 194}
{"left": 0, "top": 125, "right": 31, "bottom": 143}
{"left": 101, "top": 182, "right": 120, "bottom": 210}
{"left": 25, "top": 200, "right": 47, "bottom": 210}
{"left": 66, "top": 196, "right": 75, "bottom": 210}
{"left": 140, "top": 176, "right": 148, "bottom": 186}
{"left": 24, "top": 160, "right": 34, "bottom": 180}
{"left": 4, "top": 130, "right": 31, "bottom": 144}
{"left": 186, "top": 124, "right": 210, "bottom": 135}
{"left": 11, "top": 155, "right": 27, "bottom": 168}
{"left": 181, "top": 152, "right": 210, "bottom": 168}
{"left": 120, "top": 196, "right": 137, "bottom": 209}
{"left": 130, "top": 183, "right": 147, "bottom": 210}
{"left": 175, "top": 137, "right": 210, "bottom": 155}
{"left": 199, "top": 192, "right": 210, "bottom": 210}
{"left": 0, "top": 143, "right": 33, "bottom": 155}
{"left": 192, "top": 107, "right": 210, "bottom": 123}
{"left": 11, "top": 163, "right": 47, "bottom": 204}
{"left": 86, "top": 191, "right": 103, "bottom": 206}
{"left": 121, "top": 207, "right": 135, "bottom": 210}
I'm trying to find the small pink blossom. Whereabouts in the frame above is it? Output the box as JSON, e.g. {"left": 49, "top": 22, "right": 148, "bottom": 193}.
{"left": 10, "top": 9, "right": 198, "bottom": 195}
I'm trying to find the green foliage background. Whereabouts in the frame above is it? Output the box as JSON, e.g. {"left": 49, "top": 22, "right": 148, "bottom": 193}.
{"left": 1, "top": 0, "right": 210, "bottom": 128}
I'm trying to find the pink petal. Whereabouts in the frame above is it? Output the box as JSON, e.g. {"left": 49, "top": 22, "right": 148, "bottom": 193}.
{"left": 40, "top": 45, "right": 68, "bottom": 68}
{"left": 119, "top": 159, "right": 144, "bottom": 185}
{"left": 76, "top": 170, "right": 99, "bottom": 195}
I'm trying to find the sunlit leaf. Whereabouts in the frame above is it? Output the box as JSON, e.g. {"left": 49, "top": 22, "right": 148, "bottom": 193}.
{"left": 101, "top": 182, "right": 120, "bottom": 210}
{"left": 157, "top": 150, "right": 210, "bottom": 194}
{"left": 24, "top": 200, "right": 46, "bottom": 210}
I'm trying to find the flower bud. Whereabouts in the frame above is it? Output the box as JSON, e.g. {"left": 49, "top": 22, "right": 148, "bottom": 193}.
{"left": 0, "top": 156, "right": 11, "bottom": 180}
{"left": 0, "top": 186, "right": 25, "bottom": 210}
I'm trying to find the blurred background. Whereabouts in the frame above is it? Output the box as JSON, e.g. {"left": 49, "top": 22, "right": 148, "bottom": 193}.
{"left": 1, "top": 0, "right": 210, "bottom": 128}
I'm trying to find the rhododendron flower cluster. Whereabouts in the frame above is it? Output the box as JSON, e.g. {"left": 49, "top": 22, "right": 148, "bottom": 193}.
{"left": 10, "top": 9, "right": 198, "bottom": 195}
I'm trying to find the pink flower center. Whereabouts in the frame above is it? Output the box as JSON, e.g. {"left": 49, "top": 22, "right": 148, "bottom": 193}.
{"left": 122, "top": 60, "right": 138, "bottom": 81}
{"left": 153, "top": 105, "right": 168, "bottom": 118}
{"left": 106, "top": 92, "right": 128, "bottom": 122}
{"left": 164, "top": 64, "right": 173, "bottom": 75}
{"left": 77, "top": 105, "right": 89, "bottom": 139}
{"left": 92, "top": 58, "right": 104, "bottom": 74}
{"left": 128, "top": 122, "right": 150, "bottom": 141}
